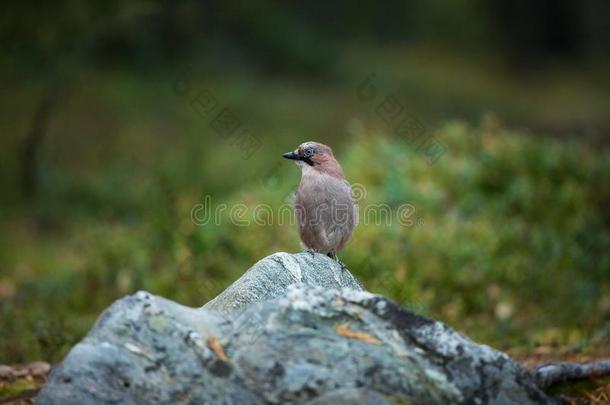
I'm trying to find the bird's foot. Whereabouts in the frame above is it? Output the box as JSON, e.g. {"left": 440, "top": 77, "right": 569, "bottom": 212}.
{"left": 305, "top": 248, "right": 317, "bottom": 257}
{"left": 327, "top": 253, "right": 347, "bottom": 270}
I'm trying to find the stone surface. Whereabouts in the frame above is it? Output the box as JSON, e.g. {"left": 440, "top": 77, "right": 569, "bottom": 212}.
{"left": 203, "top": 252, "right": 364, "bottom": 311}
{"left": 38, "top": 252, "right": 556, "bottom": 404}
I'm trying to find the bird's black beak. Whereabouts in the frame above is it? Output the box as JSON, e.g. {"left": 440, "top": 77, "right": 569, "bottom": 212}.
{"left": 282, "top": 151, "right": 299, "bottom": 160}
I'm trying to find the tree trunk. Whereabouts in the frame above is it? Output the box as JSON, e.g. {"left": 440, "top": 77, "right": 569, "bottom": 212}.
{"left": 19, "top": 89, "right": 56, "bottom": 199}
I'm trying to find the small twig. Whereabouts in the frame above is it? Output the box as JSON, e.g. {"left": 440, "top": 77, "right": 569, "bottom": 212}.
{"left": 534, "top": 359, "right": 610, "bottom": 390}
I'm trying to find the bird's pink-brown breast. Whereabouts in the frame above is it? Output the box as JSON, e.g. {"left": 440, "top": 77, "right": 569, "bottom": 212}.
{"left": 295, "top": 171, "right": 357, "bottom": 254}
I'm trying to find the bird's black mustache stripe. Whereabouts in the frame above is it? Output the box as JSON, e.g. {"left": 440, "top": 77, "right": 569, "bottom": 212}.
{"left": 302, "top": 156, "right": 314, "bottom": 166}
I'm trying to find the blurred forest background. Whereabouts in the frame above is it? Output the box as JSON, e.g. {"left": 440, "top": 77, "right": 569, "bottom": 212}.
{"left": 1, "top": 0, "right": 610, "bottom": 368}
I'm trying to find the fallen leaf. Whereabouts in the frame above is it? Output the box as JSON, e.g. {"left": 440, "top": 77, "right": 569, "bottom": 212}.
{"left": 336, "top": 322, "right": 382, "bottom": 345}
{"left": 207, "top": 337, "right": 230, "bottom": 362}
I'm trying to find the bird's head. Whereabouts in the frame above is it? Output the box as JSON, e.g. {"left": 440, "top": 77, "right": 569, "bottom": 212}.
{"left": 282, "top": 141, "right": 333, "bottom": 167}
{"left": 282, "top": 141, "right": 344, "bottom": 178}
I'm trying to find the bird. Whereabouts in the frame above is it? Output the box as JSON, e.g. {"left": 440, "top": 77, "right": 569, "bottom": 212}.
{"left": 282, "top": 141, "right": 358, "bottom": 260}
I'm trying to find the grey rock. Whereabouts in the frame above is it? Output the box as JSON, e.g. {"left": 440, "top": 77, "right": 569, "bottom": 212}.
{"left": 203, "top": 252, "right": 364, "bottom": 311}
{"left": 38, "top": 252, "right": 555, "bottom": 404}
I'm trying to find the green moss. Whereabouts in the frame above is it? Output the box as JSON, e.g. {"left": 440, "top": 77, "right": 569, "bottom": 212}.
{"left": 0, "top": 378, "right": 38, "bottom": 401}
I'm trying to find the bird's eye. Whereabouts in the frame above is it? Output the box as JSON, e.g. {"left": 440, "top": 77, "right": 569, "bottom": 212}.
{"left": 303, "top": 147, "right": 315, "bottom": 158}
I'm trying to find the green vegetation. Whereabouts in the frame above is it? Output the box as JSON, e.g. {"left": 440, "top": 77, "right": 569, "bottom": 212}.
{"left": 1, "top": 59, "right": 609, "bottom": 363}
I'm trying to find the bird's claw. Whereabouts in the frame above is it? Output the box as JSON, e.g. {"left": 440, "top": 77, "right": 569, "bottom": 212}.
{"left": 326, "top": 253, "right": 347, "bottom": 270}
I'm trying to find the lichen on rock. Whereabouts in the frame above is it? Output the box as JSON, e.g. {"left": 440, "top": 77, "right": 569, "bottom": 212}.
{"left": 38, "top": 252, "right": 556, "bottom": 404}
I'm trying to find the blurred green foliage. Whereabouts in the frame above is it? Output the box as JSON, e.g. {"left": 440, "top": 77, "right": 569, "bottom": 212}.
{"left": 1, "top": 69, "right": 609, "bottom": 361}
{"left": 2, "top": 0, "right": 610, "bottom": 365}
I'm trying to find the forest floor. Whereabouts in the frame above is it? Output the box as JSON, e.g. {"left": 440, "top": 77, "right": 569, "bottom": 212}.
{"left": 1, "top": 350, "right": 609, "bottom": 404}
